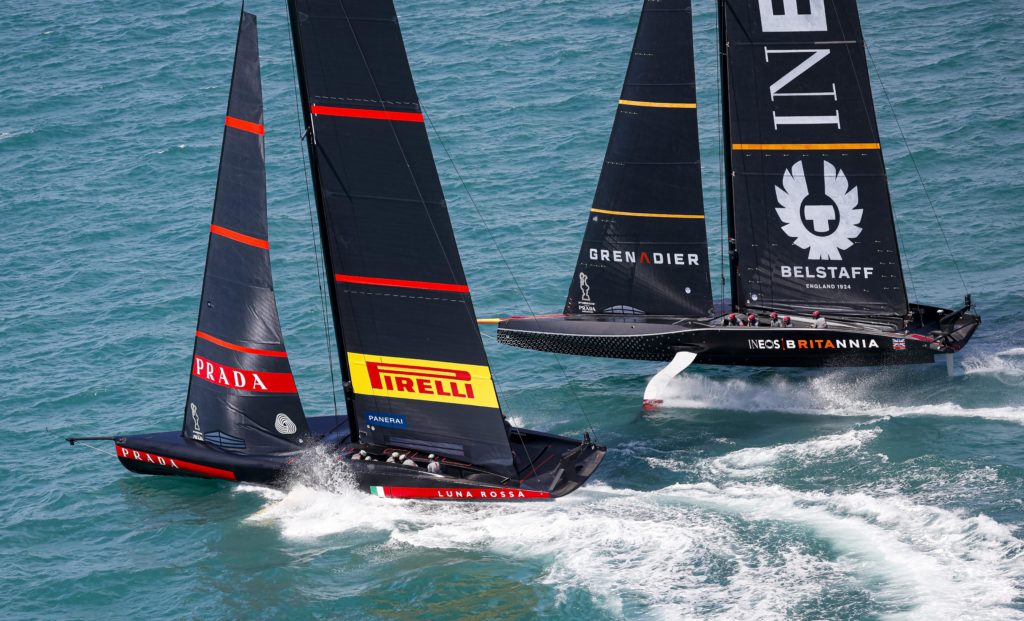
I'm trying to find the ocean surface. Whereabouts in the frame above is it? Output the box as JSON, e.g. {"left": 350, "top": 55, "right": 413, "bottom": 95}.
{"left": 3, "top": 0, "right": 1024, "bottom": 619}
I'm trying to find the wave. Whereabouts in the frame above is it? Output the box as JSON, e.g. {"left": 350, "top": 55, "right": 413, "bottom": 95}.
{"left": 701, "top": 427, "right": 882, "bottom": 479}
{"left": 962, "top": 348, "right": 1024, "bottom": 384}
{"left": 655, "top": 372, "right": 1024, "bottom": 424}
{"left": 239, "top": 472, "right": 1023, "bottom": 619}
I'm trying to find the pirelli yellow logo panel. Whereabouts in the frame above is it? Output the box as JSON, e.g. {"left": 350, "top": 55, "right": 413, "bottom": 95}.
{"left": 347, "top": 352, "right": 499, "bottom": 409}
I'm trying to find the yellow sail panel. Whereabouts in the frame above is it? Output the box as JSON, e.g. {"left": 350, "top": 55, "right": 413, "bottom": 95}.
{"left": 347, "top": 352, "right": 499, "bottom": 409}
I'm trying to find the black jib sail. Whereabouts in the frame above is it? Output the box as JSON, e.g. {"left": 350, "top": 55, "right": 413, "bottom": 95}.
{"left": 565, "top": 0, "right": 713, "bottom": 318}
{"left": 183, "top": 10, "right": 309, "bottom": 454}
{"left": 288, "top": 0, "right": 515, "bottom": 477}
{"left": 720, "top": 0, "right": 908, "bottom": 317}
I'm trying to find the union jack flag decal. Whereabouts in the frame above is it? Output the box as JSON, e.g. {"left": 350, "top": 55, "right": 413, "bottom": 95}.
{"left": 892, "top": 338, "right": 906, "bottom": 351}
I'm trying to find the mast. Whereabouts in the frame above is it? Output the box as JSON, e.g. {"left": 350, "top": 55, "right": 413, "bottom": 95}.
{"left": 564, "top": 0, "right": 713, "bottom": 318}
{"left": 287, "top": 0, "right": 516, "bottom": 477}
{"left": 718, "top": 0, "right": 739, "bottom": 312}
{"left": 184, "top": 10, "right": 309, "bottom": 454}
{"left": 718, "top": 0, "right": 908, "bottom": 318}
{"left": 286, "top": 0, "right": 358, "bottom": 440}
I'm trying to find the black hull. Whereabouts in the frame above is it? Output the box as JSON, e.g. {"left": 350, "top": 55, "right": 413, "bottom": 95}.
{"left": 497, "top": 304, "right": 980, "bottom": 368}
{"left": 94, "top": 416, "right": 605, "bottom": 501}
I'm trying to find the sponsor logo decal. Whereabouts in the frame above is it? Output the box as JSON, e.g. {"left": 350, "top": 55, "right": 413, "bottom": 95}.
{"left": 587, "top": 248, "right": 700, "bottom": 267}
{"left": 776, "top": 160, "right": 863, "bottom": 261}
{"left": 115, "top": 445, "right": 236, "bottom": 480}
{"left": 893, "top": 338, "right": 906, "bottom": 351}
{"left": 370, "top": 485, "right": 551, "bottom": 500}
{"left": 190, "top": 402, "right": 203, "bottom": 441}
{"left": 747, "top": 338, "right": 880, "bottom": 351}
{"left": 274, "top": 413, "right": 297, "bottom": 435}
{"left": 192, "top": 355, "right": 297, "bottom": 393}
{"left": 577, "top": 272, "right": 595, "bottom": 314}
{"left": 365, "top": 412, "right": 407, "bottom": 429}
{"left": 347, "top": 353, "right": 499, "bottom": 408}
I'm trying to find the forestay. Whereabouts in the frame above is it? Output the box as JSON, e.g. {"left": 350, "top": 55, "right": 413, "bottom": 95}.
{"left": 288, "top": 0, "right": 515, "bottom": 477}
{"left": 184, "top": 11, "right": 310, "bottom": 454}
{"left": 720, "top": 0, "right": 908, "bottom": 317}
{"left": 566, "top": 0, "right": 713, "bottom": 318}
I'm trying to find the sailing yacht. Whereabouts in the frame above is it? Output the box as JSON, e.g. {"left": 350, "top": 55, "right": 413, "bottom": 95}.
{"left": 68, "top": 4, "right": 604, "bottom": 500}
{"left": 496, "top": 0, "right": 980, "bottom": 404}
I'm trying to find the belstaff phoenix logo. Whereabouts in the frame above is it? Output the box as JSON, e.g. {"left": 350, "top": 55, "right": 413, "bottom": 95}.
{"left": 776, "top": 160, "right": 863, "bottom": 261}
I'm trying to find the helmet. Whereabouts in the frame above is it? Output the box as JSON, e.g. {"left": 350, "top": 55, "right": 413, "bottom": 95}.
{"left": 784, "top": 316, "right": 791, "bottom": 322}
{"left": 399, "top": 454, "right": 407, "bottom": 460}
{"left": 812, "top": 310, "right": 821, "bottom": 318}
{"left": 728, "top": 313, "right": 736, "bottom": 319}
{"left": 391, "top": 451, "right": 400, "bottom": 458}
{"left": 770, "top": 311, "right": 778, "bottom": 319}
{"left": 359, "top": 450, "right": 367, "bottom": 456}
{"left": 748, "top": 314, "right": 756, "bottom": 322}
{"left": 428, "top": 454, "right": 436, "bottom": 459}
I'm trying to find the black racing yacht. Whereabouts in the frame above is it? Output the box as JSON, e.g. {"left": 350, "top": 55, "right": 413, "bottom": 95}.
{"left": 68, "top": 4, "right": 604, "bottom": 501}
{"left": 497, "top": 0, "right": 979, "bottom": 404}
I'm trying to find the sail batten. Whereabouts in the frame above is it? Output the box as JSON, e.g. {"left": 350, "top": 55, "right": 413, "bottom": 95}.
{"left": 720, "top": 0, "right": 908, "bottom": 317}
{"left": 565, "top": 0, "right": 713, "bottom": 318}
{"left": 289, "top": 0, "right": 515, "bottom": 477}
{"left": 183, "top": 11, "right": 309, "bottom": 454}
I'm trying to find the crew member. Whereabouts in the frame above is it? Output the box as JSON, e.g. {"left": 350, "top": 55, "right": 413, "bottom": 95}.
{"left": 401, "top": 453, "right": 418, "bottom": 467}
{"left": 723, "top": 313, "right": 739, "bottom": 326}
{"left": 427, "top": 454, "right": 441, "bottom": 474}
{"left": 770, "top": 312, "right": 782, "bottom": 328}
{"left": 782, "top": 316, "right": 792, "bottom": 328}
{"left": 351, "top": 449, "right": 369, "bottom": 460}
{"left": 812, "top": 310, "right": 828, "bottom": 329}
{"left": 386, "top": 451, "right": 400, "bottom": 464}
{"left": 747, "top": 314, "right": 759, "bottom": 327}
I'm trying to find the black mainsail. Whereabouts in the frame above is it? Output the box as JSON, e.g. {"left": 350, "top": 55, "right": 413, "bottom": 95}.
{"left": 565, "top": 0, "right": 713, "bottom": 318}
{"left": 288, "top": 0, "right": 515, "bottom": 477}
{"left": 183, "top": 10, "right": 309, "bottom": 454}
{"left": 720, "top": 0, "right": 908, "bottom": 317}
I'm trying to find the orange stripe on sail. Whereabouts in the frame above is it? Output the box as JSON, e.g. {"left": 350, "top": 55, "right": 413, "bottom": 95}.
{"left": 731, "top": 143, "right": 881, "bottom": 151}
{"left": 225, "top": 116, "right": 264, "bottom": 135}
{"left": 195, "top": 331, "right": 288, "bottom": 358}
{"left": 210, "top": 224, "right": 269, "bottom": 250}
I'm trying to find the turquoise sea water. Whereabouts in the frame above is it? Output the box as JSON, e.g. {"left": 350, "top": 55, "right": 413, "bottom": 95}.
{"left": 3, "top": 0, "right": 1024, "bottom": 618}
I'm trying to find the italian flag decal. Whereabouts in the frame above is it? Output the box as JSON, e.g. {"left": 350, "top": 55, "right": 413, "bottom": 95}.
{"left": 369, "top": 486, "right": 551, "bottom": 501}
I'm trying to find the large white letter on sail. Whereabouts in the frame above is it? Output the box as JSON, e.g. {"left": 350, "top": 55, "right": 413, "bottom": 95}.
{"left": 758, "top": 0, "right": 827, "bottom": 32}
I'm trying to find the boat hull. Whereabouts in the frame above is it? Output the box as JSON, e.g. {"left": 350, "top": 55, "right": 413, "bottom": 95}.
{"left": 108, "top": 416, "right": 605, "bottom": 501}
{"left": 497, "top": 304, "right": 980, "bottom": 367}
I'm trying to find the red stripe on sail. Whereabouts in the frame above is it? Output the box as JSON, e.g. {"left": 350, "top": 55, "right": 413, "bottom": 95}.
{"left": 116, "top": 445, "right": 237, "bottom": 481}
{"left": 210, "top": 224, "right": 269, "bottom": 250}
{"left": 310, "top": 105, "right": 424, "bottom": 123}
{"left": 192, "top": 355, "right": 297, "bottom": 393}
{"left": 335, "top": 273, "right": 469, "bottom": 293}
{"left": 195, "top": 331, "right": 288, "bottom": 358}
{"left": 225, "top": 116, "right": 264, "bottom": 135}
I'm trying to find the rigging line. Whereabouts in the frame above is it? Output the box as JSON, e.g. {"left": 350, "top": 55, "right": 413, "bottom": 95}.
{"left": 75, "top": 440, "right": 119, "bottom": 460}
{"left": 421, "top": 108, "right": 600, "bottom": 444}
{"left": 287, "top": 25, "right": 340, "bottom": 421}
{"left": 864, "top": 43, "right": 968, "bottom": 296}
{"left": 829, "top": 15, "right": 919, "bottom": 307}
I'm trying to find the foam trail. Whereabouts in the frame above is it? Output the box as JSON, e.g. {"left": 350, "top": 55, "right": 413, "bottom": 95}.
{"left": 703, "top": 427, "right": 882, "bottom": 478}
{"left": 657, "top": 372, "right": 1024, "bottom": 423}
{"left": 241, "top": 469, "right": 1024, "bottom": 619}
{"left": 962, "top": 348, "right": 1024, "bottom": 384}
